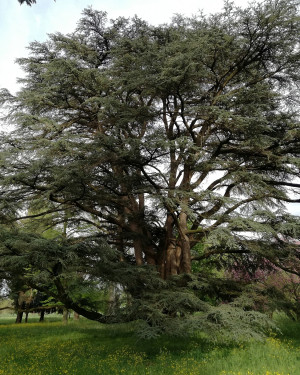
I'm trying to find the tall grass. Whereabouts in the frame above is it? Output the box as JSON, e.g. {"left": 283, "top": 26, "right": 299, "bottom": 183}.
{"left": 0, "top": 313, "right": 299, "bottom": 375}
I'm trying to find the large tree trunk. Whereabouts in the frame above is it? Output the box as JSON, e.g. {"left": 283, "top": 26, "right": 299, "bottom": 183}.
{"left": 25, "top": 311, "right": 29, "bottom": 323}
{"left": 15, "top": 291, "right": 25, "bottom": 324}
{"left": 158, "top": 210, "right": 192, "bottom": 278}
{"left": 162, "top": 241, "right": 191, "bottom": 278}
{"left": 15, "top": 311, "right": 23, "bottom": 324}
{"left": 63, "top": 308, "right": 69, "bottom": 324}
{"left": 39, "top": 310, "right": 45, "bottom": 322}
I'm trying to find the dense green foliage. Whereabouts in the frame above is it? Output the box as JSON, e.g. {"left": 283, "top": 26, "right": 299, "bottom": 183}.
{"left": 0, "top": 0, "right": 299, "bottom": 337}
{"left": 0, "top": 314, "right": 299, "bottom": 375}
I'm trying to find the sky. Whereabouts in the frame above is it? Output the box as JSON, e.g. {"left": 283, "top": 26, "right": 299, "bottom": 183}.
{"left": 0, "top": 0, "right": 299, "bottom": 216}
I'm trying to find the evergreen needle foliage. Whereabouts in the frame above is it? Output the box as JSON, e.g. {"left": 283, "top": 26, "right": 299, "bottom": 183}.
{"left": 0, "top": 0, "right": 300, "bottom": 338}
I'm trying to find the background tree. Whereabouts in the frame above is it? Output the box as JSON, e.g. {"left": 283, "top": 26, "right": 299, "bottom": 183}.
{"left": 18, "top": 0, "right": 55, "bottom": 5}
{"left": 18, "top": 0, "right": 56, "bottom": 5}
{"left": 18, "top": 0, "right": 36, "bottom": 5}
{"left": 1, "top": 0, "right": 299, "bottom": 338}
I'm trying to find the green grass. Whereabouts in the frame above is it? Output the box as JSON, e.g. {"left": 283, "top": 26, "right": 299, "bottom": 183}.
{"left": 0, "top": 313, "right": 299, "bottom": 375}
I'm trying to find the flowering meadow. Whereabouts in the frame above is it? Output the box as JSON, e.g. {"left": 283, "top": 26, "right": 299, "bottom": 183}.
{"left": 0, "top": 314, "right": 299, "bottom": 375}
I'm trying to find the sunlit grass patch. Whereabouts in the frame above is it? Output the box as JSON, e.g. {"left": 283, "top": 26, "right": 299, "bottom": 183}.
{"left": 0, "top": 315, "right": 299, "bottom": 375}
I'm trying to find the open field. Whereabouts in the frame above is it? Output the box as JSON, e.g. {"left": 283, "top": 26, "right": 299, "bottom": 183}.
{"left": 0, "top": 313, "right": 299, "bottom": 375}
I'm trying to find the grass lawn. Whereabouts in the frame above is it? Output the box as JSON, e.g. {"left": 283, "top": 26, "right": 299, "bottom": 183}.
{"left": 0, "top": 313, "right": 299, "bottom": 375}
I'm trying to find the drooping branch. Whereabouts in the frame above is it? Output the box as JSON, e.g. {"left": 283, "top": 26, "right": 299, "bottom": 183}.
{"left": 191, "top": 248, "right": 251, "bottom": 261}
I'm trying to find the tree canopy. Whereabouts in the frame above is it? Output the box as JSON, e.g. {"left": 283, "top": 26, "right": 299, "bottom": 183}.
{"left": 1, "top": 0, "right": 299, "bottom": 338}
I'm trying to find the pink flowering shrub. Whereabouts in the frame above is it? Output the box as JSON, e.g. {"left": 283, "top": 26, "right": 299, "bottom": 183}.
{"left": 228, "top": 257, "right": 300, "bottom": 319}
